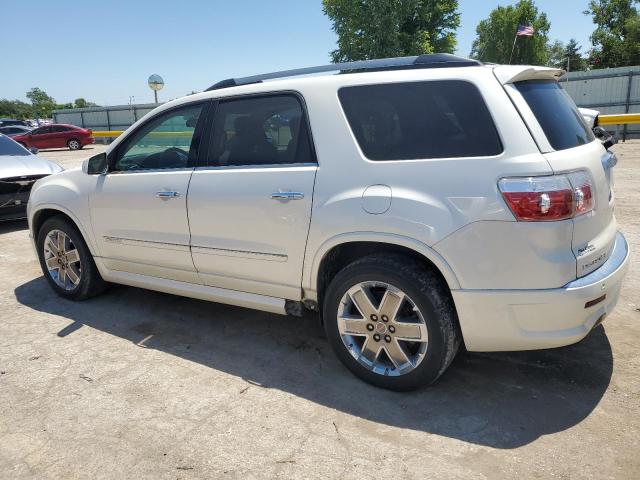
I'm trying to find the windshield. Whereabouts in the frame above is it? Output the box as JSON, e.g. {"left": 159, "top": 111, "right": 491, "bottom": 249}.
{"left": 515, "top": 80, "right": 594, "bottom": 151}
{"left": 0, "top": 135, "right": 31, "bottom": 156}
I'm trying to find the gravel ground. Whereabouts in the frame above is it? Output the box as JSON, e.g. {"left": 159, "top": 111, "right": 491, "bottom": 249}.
{"left": 0, "top": 141, "right": 638, "bottom": 479}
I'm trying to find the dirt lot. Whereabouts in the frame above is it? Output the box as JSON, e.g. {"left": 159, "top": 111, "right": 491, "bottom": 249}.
{"left": 1, "top": 142, "right": 638, "bottom": 479}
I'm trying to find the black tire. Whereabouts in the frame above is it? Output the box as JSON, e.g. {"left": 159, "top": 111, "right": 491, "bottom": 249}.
{"left": 67, "top": 138, "right": 81, "bottom": 150}
{"left": 37, "top": 216, "right": 107, "bottom": 300}
{"left": 323, "top": 254, "right": 461, "bottom": 391}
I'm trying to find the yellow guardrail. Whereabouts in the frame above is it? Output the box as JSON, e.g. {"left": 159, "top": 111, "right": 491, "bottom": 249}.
{"left": 598, "top": 113, "right": 640, "bottom": 125}
{"left": 92, "top": 131, "right": 193, "bottom": 138}
{"left": 92, "top": 130, "right": 124, "bottom": 137}
{"left": 91, "top": 115, "right": 639, "bottom": 139}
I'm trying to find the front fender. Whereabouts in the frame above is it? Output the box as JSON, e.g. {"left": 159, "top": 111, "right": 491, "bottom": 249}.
{"left": 28, "top": 169, "right": 99, "bottom": 256}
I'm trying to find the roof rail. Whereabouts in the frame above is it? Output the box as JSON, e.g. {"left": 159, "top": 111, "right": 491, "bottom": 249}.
{"left": 205, "top": 54, "right": 481, "bottom": 91}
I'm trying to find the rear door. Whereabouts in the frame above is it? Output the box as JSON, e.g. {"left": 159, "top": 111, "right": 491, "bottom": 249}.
{"left": 50, "top": 125, "right": 70, "bottom": 148}
{"left": 187, "top": 93, "right": 317, "bottom": 300}
{"left": 502, "top": 71, "right": 616, "bottom": 277}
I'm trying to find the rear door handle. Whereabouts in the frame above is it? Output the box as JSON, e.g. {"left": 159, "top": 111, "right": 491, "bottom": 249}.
{"left": 271, "top": 191, "right": 304, "bottom": 200}
{"left": 156, "top": 191, "right": 181, "bottom": 199}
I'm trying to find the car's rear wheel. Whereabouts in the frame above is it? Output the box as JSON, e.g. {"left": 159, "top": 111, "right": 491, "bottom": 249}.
{"left": 37, "top": 216, "right": 106, "bottom": 300}
{"left": 323, "top": 254, "right": 461, "bottom": 390}
{"left": 67, "top": 138, "right": 81, "bottom": 150}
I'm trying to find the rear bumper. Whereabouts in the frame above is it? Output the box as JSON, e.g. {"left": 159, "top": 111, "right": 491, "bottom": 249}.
{"left": 453, "top": 231, "right": 630, "bottom": 352}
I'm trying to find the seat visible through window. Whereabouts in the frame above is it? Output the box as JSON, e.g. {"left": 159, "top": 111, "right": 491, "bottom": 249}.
{"left": 209, "top": 94, "right": 314, "bottom": 167}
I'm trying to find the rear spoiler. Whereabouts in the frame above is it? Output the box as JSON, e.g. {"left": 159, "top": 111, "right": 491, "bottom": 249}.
{"left": 493, "top": 65, "right": 564, "bottom": 85}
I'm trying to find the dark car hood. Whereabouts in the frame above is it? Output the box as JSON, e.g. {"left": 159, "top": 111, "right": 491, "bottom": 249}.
{"left": 0, "top": 155, "right": 63, "bottom": 179}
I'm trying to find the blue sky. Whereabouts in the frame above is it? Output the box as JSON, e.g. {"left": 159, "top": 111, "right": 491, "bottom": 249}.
{"left": 1, "top": 0, "right": 595, "bottom": 106}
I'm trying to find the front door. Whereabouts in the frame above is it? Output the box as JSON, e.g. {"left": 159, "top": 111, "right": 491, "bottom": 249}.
{"left": 90, "top": 102, "right": 207, "bottom": 283}
{"left": 187, "top": 94, "right": 317, "bottom": 299}
{"left": 29, "top": 126, "right": 52, "bottom": 148}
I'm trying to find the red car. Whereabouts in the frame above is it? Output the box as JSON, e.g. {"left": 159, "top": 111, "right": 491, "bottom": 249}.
{"left": 12, "top": 124, "right": 94, "bottom": 151}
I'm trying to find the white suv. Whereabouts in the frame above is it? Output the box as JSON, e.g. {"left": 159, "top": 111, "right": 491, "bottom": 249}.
{"left": 27, "top": 54, "right": 629, "bottom": 390}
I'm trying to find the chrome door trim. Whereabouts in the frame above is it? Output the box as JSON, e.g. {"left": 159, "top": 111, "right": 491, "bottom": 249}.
{"left": 193, "top": 163, "right": 317, "bottom": 172}
{"left": 190, "top": 245, "right": 288, "bottom": 262}
{"left": 107, "top": 166, "right": 195, "bottom": 175}
{"left": 103, "top": 236, "right": 190, "bottom": 252}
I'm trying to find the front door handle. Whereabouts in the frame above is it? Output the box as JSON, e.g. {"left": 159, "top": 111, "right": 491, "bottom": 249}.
{"left": 271, "top": 191, "right": 304, "bottom": 201}
{"left": 156, "top": 191, "right": 181, "bottom": 199}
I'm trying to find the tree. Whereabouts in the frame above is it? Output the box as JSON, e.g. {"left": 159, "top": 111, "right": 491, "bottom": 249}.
{"left": 547, "top": 40, "right": 565, "bottom": 68}
{"left": 584, "top": 0, "right": 640, "bottom": 68}
{"left": 73, "top": 98, "right": 98, "bottom": 108}
{"left": 322, "top": 0, "right": 460, "bottom": 62}
{"left": 26, "top": 87, "right": 57, "bottom": 119}
{"left": 470, "top": 0, "right": 550, "bottom": 65}
{"left": 547, "top": 38, "right": 587, "bottom": 71}
{"left": 0, "top": 99, "right": 33, "bottom": 119}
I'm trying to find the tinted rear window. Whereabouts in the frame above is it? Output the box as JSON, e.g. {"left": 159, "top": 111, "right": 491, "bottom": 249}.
{"left": 338, "top": 80, "right": 503, "bottom": 160}
{"left": 515, "top": 80, "right": 594, "bottom": 151}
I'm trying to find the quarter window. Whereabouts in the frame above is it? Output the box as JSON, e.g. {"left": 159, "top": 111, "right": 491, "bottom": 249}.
{"left": 338, "top": 81, "right": 503, "bottom": 160}
{"left": 114, "top": 104, "right": 203, "bottom": 171}
{"left": 208, "top": 94, "right": 314, "bottom": 167}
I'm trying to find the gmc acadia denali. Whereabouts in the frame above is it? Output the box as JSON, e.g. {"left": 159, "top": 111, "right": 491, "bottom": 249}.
{"left": 27, "top": 54, "right": 629, "bottom": 390}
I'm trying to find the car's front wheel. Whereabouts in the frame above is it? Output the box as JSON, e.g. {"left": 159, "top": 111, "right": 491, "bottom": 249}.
{"left": 37, "top": 216, "right": 106, "bottom": 300}
{"left": 323, "top": 254, "right": 461, "bottom": 390}
{"left": 67, "top": 138, "right": 81, "bottom": 150}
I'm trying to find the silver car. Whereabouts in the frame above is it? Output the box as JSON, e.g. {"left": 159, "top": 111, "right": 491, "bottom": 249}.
{"left": 0, "top": 134, "right": 62, "bottom": 221}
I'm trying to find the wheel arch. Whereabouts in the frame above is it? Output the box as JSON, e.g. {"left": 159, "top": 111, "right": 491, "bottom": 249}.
{"left": 31, "top": 206, "right": 97, "bottom": 256}
{"left": 307, "top": 233, "right": 460, "bottom": 305}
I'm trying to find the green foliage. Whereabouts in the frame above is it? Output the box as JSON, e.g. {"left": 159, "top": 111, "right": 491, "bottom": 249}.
{"left": 73, "top": 98, "right": 98, "bottom": 108}
{"left": 547, "top": 38, "right": 587, "bottom": 71}
{"left": 0, "top": 99, "right": 33, "bottom": 119}
{"left": 470, "top": 0, "right": 550, "bottom": 65}
{"left": 0, "top": 89, "right": 99, "bottom": 120}
{"left": 322, "top": 0, "right": 460, "bottom": 62}
{"left": 584, "top": 0, "right": 640, "bottom": 68}
{"left": 547, "top": 40, "right": 565, "bottom": 68}
{"left": 26, "top": 87, "right": 57, "bottom": 118}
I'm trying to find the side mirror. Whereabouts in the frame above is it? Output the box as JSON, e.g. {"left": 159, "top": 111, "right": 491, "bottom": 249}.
{"left": 29, "top": 147, "right": 39, "bottom": 154}
{"left": 86, "top": 152, "right": 108, "bottom": 175}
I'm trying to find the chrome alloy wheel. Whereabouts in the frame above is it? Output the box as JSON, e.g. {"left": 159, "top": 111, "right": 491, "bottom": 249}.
{"left": 337, "top": 281, "right": 428, "bottom": 376}
{"left": 68, "top": 139, "right": 80, "bottom": 150}
{"left": 43, "top": 229, "right": 82, "bottom": 290}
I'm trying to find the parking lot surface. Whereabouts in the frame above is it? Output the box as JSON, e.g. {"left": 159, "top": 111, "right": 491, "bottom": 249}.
{"left": 1, "top": 142, "right": 639, "bottom": 479}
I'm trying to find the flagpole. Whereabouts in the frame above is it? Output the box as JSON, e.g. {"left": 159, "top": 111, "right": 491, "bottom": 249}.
{"left": 509, "top": 30, "right": 518, "bottom": 64}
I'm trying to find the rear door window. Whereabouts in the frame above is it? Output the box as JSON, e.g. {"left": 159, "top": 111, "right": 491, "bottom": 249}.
{"left": 514, "top": 80, "right": 594, "bottom": 151}
{"left": 338, "top": 80, "right": 503, "bottom": 161}
{"left": 208, "top": 94, "right": 315, "bottom": 167}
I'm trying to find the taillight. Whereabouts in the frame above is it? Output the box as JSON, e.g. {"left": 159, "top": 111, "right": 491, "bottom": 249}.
{"left": 567, "top": 171, "right": 594, "bottom": 215}
{"left": 499, "top": 171, "right": 594, "bottom": 222}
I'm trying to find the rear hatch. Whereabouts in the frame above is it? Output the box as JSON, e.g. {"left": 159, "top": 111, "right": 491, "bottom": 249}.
{"left": 495, "top": 66, "right": 617, "bottom": 278}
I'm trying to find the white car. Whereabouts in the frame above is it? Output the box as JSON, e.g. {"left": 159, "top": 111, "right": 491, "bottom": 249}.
{"left": 27, "top": 54, "right": 629, "bottom": 390}
{"left": 0, "top": 134, "right": 62, "bottom": 221}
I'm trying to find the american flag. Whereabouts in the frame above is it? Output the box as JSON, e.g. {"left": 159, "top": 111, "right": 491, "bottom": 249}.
{"left": 516, "top": 25, "right": 535, "bottom": 36}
